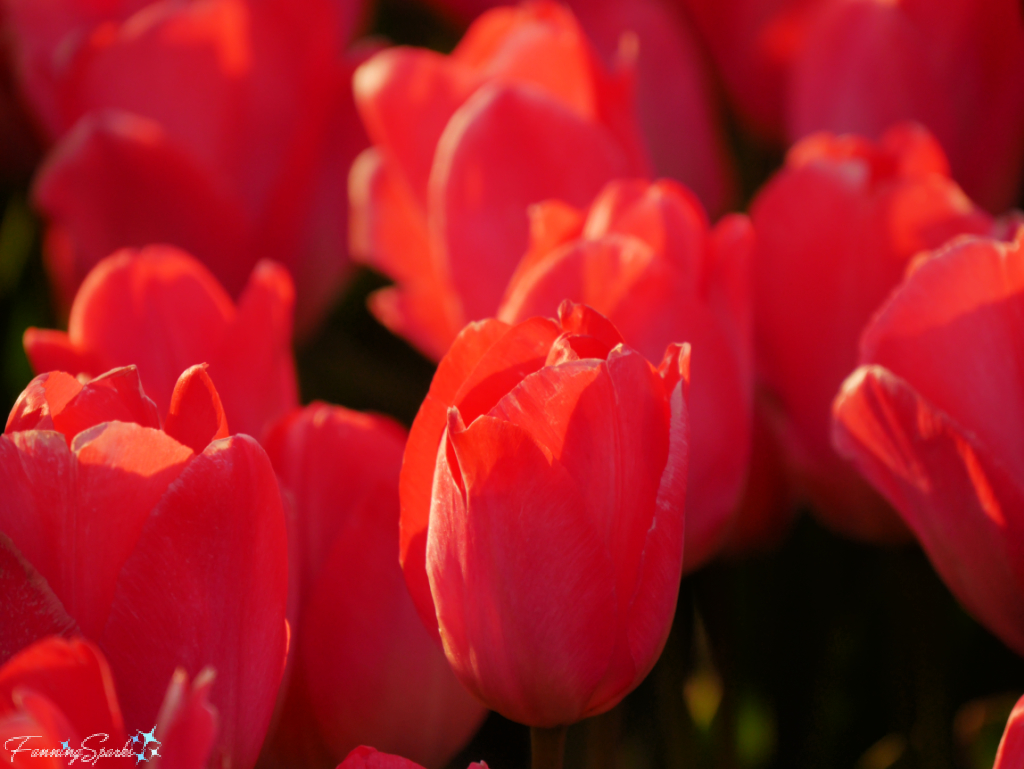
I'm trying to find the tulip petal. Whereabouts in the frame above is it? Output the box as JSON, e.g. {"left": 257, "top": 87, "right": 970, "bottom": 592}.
{"left": 208, "top": 260, "right": 297, "bottom": 441}
{"left": 338, "top": 746, "right": 426, "bottom": 769}
{"left": 154, "top": 668, "right": 219, "bottom": 769}
{"left": 301, "top": 482, "right": 483, "bottom": 766}
{"left": 0, "top": 425, "right": 193, "bottom": 640}
{"left": 21, "top": 330, "right": 95, "bottom": 384}
{"left": 349, "top": 148, "right": 461, "bottom": 359}
{"left": 431, "top": 82, "right": 636, "bottom": 321}
{"left": 102, "top": 435, "right": 288, "bottom": 769}
{"left": 354, "top": 48, "right": 479, "bottom": 205}
{"left": 861, "top": 233, "right": 1024, "bottom": 483}
{"left": 994, "top": 694, "right": 1024, "bottom": 769}
{"left": 34, "top": 110, "right": 251, "bottom": 302}
{"left": 0, "top": 535, "right": 78, "bottom": 665}
{"left": 52, "top": 246, "right": 234, "bottom": 416}
{"left": 163, "top": 365, "right": 230, "bottom": 454}
{"left": 400, "top": 318, "right": 559, "bottom": 636}
{"left": 453, "top": 3, "right": 599, "bottom": 121}
{"left": 50, "top": 367, "right": 162, "bottom": 442}
{"left": 0, "top": 638, "right": 124, "bottom": 740}
{"left": 5, "top": 371, "right": 82, "bottom": 434}
{"left": 430, "top": 413, "right": 617, "bottom": 726}
{"left": 833, "top": 365, "right": 1024, "bottom": 655}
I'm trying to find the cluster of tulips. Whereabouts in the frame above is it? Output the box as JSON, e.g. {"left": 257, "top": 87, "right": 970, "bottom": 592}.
{"left": 2, "top": 0, "right": 1024, "bottom": 767}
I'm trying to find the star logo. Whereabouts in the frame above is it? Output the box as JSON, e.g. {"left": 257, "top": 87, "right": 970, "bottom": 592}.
{"left": 129, "top": 727, "right": 161, "bottom": 764}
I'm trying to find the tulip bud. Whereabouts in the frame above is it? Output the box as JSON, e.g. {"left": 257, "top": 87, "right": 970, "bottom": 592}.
{"left": 401, "top": 302, "right": 689, "bottom": 726}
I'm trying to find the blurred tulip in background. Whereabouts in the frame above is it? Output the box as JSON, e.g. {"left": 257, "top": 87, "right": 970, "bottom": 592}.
{"left": 263, "top": 403, "right": 484, "bottom": 768}
{"left": 21, "top": 245, "right": 297, "bottom": 443}
{"left": 498, "top": 178, "right": 752, "bottom": 570}
{"left": 751, "top": 122, "right": 996, "bottom": 542}
{"left": 833, "top": 227, "right": 1024, "bottom": 655}
{"left": 349, "top": 1, "right": 650, "bottom": 359}
{"left": 5, "top": 0, "right": 369, "bottom": 331}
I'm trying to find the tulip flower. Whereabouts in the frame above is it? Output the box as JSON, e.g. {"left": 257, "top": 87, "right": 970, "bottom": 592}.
{"left": 418, "top": 0, "right": 733, "bottom": 214}
{"left": 23, "top": 245, "right": 298, "bottom": 443}
{"left": 400, "top": 302, "right": 689, "bottom": 727}
{"left": 994, "top": 695, "right": 1024, "bottom": 769}
{"left": 338, "top": 746, "right": 489, "bottom": 769}
{"left": 833, "top": 228, "right": 1024, "bottom": 656}
{"left": 0, "top": 636, "right": 217, "bottom": 769}
{"left": 9, "top": 0, "right": 368, "bottom": 330}
{"left": 788, "top": 0, "right": 1024, "bottom": 212}
{"left": 498, "top": 178, "right": 752, "bottom": 570}
{"left": 752, "top": 122, "right": 995, "bottom": 541}
{"left": 263, "top": 403, "right": 485, "bottom": 768}
{"left": 349, "top": 1, "right": 651, "bottom": 360}
{"left": 1, "top": 365, "right": 288, "bottom": 769}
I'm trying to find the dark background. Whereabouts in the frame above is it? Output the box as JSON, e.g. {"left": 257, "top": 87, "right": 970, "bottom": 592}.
{"left": 2, "top": 3, "right": 1023, "bottom": 768}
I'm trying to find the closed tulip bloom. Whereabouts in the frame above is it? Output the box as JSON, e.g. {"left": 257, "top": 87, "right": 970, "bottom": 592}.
{"left": 752, "top": 122, "right": 995, "bottom": 541}
{"left": 10, "top": 0, "right": 367, "bottom": 330}
{"left": 400, "top": 302, "right": 690, "bottom": 726}
{"left": 1, "top": 366, "right": 288, "bottom": 769}
{"left": 0, "top": 637, "right": 217, "bottom": 769}
{"left": 788, "top": 0, "right": 1024, "bottom": 212}
{"left": 994, "top": 695, "right": 1024, "bottom": 769}
{"left": 23, "top": 245, "right": 297, "bottom": 443}
{"left": 833, "top": 228, "right": 1024, "bottom": 655}
{"left": 349, "top": 1, "right": 650, "bottom": 360}
{"left": 263, "top": 404, "right": 484, "bottom": 768}
{"left": 498, "top": 179, "right": 752, "bottom": 570}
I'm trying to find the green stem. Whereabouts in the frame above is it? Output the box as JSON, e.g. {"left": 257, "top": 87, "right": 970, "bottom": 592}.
{"left": 531, "top": 725, "right": 568, "bottom": 769}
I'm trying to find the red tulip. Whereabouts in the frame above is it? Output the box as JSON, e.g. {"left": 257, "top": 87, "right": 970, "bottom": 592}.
{"left": 338, "top": 746, "right": 488, "bottom": 769}
{"left": 1, "top": 365, "right": 288, "bottom": 769}
{"left": 400, "top": 302, "right": 690, "bottom": 726}
{"left": 995, "top": 694, "right": 1024, "bottom": 769}
{"left": 349, "top": 1, "right": 650, "bottom": 360}
{"left": 788, "top": 0, "right": 1024, "bottom": 212}
{"left": 23, "top": 245, "right": 297, "bottom": 443}
{"left": 10, "top": 0, "right": 368, "bottom": 330}
{"left": 752, "top": 122, "right": 996, "bottom": 541}
{"left": 0, "top": 636, "right": 217, "bottom": 769}
{"left": 417, "top": 0, "right": 733, "bottom": 214}
{"left": 833, "top": 228, "right": 1024, "bottom": 655}
{"left": 498, "top": 178, "right": 752, "bottom": 569}
{"left": 263, "top": 404, "right": 484, "bottom": 768}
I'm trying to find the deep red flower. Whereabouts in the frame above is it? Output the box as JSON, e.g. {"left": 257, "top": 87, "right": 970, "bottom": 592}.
{"left": 0, "top": 636, "right": 216, "bottom": 769}
{"left": 788, "top": 0, "right": 1024, "bottom": 212}
{"left": 263, "top": 404, "right": 484, "bottom": 768}
{"left": 8, "top": 0, "right": 367, "bottom": 330}
{"left": 349, "top": 1, "right": 651, "bottom": 360}
{"left": 498, "top": 178, "right": 752, "bottom": 570}
{"left": 23, "top": 245, "right": 297, "bottom": 443}
{"left": 752, "top": 122, "right": 997, "bottom": 541}
{"left": 995, "top": 694, "right": 1024, "bottom": 769}
{"left": 833, "top": 228, "right": 1024, "bottom": 655}
{"left": 1, "top": 366, "right": 288, "bottom": 769}
{"left": 400, "top": 302, "right": 689, "bottom": 726}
